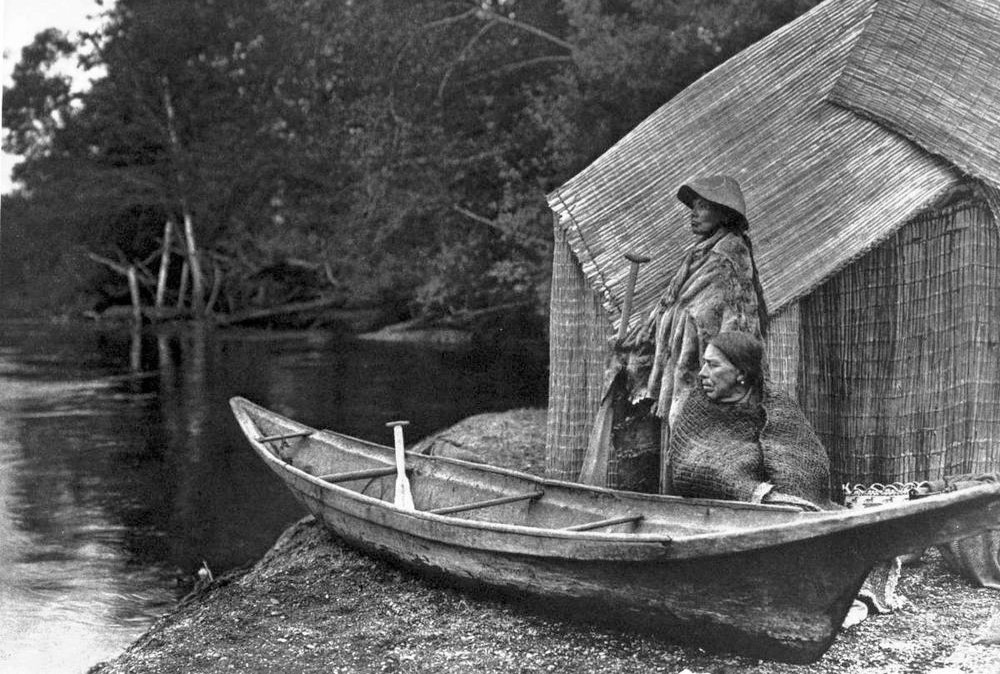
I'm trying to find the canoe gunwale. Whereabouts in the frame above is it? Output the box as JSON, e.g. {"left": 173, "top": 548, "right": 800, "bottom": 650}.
{"left": 230, "top": 396, "right": 1000, "bottom": 559}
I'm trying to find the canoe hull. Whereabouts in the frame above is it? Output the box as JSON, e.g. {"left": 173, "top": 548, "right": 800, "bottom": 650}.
{"left": 232, "top": 397, "right": 1000, "bottom": 663}
{"left": 286, "top": 468, "right": 859, "bottom": 661}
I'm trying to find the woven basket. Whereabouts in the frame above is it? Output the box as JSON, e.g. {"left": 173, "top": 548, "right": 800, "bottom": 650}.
{"left": 842, "top": 482, "right": 929, "bottom": 508}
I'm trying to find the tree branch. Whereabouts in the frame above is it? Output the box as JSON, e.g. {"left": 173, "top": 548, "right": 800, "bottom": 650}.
{"left": 470, "top": 3, "right": 574, "bottom": 52}
{"left": 86, "top": 251, "right": 157, "bottom": 286}
{"left": 452, "top": 204, "right": 505, "bottom": 233}
{"left": 461, "top": 54, "right": 574, "bottom": 84}
{"left": 395, "top": 149, "right": 498, "bottom": 169}
{"left": 436, "top": 20, "right": 497, "bottom": 106}
{"left": 389, "top": 7, "right": 480, "bottom": 123}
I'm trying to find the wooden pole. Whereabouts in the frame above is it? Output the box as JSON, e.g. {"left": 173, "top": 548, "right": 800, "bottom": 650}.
{"left": 155, "top": 218, "right": 175, "bottom": 309}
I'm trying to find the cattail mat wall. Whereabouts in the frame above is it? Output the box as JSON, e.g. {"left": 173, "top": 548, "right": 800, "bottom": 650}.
{"left": 544, "top": 0, "right": 1000, "bottom": 491}
{"left": 545, "top": 224, "right": 609, "bottom": 481}
{"left": 800, "top": 190, "right": 1000, "bottom": 487}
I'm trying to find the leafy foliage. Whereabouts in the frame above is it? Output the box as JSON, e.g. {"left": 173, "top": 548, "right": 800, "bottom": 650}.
{"left": 2, "top": 0, "right": 820, "bottom": 325}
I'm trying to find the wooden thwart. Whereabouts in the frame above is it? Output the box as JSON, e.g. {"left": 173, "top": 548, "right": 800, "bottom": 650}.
{"left": 564, "top": 514, "right": 644, "bottom": 532}
{"left": 317, "top": 466, "right": 399, "bottom": 483}
{"left": 256, "top": 430, "right": 312, "bottom": 443}
{"left": 430, "top": 491, "right": 543, "bottom": 516}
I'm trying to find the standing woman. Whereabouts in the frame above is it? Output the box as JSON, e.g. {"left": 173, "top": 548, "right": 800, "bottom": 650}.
{"left": 582, "top": 174, "right": 768, "bottom": 493}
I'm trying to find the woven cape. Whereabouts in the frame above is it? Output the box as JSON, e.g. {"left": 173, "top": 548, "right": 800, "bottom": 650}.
{"left": 667, "top": 386, "right": 832, "bottom": 506}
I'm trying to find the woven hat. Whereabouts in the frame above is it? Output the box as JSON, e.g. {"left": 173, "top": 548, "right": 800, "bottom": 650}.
{"left": 677, "top": 175, "right": 746, "bottom": 217}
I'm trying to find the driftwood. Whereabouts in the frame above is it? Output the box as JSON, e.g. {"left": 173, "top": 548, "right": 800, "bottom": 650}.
{"left": 87, "top": 252, "right": 157, "bottom": 287}
{"left": 213, "top": 296, "right": 343, "bottom": 326}
{"left": 88, "top": 243, "right": 350, "bottom": 327}
{"left": 441, "top": 300, "right": 533, "bottom": 326}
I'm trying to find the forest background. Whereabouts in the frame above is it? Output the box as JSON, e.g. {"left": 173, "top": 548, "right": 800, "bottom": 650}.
{"left": 1, "top": 0, "right": 820, "bottom": 335}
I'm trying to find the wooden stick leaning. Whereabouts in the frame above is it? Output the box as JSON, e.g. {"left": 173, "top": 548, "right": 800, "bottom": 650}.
{"left": 578, "top": 251, "right": 651, "bottom": 486}
{"left": 618, "top": 252, "right": 652, "bottom": 342}
{"left": 387, "top": 420, "right": 416, "bottom": 510}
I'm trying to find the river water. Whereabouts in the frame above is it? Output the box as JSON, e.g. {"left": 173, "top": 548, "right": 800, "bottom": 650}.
{"left": 0, "top": 320, "right": 547, "bottom": 673}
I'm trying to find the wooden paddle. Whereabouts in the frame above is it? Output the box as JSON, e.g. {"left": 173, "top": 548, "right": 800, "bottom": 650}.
{"left": 579, "top": 251, "right": 650, "bottom": 486}
{"left": 386, "top": 420, "right": 415, "bottom": 510}
{"left": 618, "top": 252, "right": 651, "bottom": 343}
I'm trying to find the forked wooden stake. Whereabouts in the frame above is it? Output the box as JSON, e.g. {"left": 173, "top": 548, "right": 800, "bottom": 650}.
{"left": 386, "top": 420, "right": 415, "bottom": 510}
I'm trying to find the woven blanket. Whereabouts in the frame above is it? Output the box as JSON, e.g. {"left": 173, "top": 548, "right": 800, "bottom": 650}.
{"left": 666, "top": 387, "right": 832, "bottom": 505}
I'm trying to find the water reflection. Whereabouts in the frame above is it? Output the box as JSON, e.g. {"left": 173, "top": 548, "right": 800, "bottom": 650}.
{"left": 0, "top": 366, "right": 176, "bottom": 672}
{"left": 0, "top": 321, "right": 546, "bottom": 672}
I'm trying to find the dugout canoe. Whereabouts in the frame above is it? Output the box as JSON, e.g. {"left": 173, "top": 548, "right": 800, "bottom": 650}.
{"left": 230, "top": 396, "right": 1000, "bottom": 663}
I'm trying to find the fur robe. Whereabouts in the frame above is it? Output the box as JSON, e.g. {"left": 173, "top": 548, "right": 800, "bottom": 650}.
{"left": 632, "top": 228, "right": 764, "bottom": 422}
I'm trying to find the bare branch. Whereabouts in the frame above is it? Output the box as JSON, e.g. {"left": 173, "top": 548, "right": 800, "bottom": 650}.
{"left": 471, "top": 3, "right": 574, "bottom": 52}
{"left": 86, "top": 251, "right": 157, "bottom": 286}
{"left": 436, "top": 20, "right": 497, "bottom": 106}
{"left": 461, "top": 54, "right": 575, "bottom": 84}
{"left": 452, "top": 204, "right": 505, "bottom": 233}
{"left": 389, "top": 7, "right": 480, "bottom": 123}
{"left": 396, "top": 149, "right": 498, "bottom": 169}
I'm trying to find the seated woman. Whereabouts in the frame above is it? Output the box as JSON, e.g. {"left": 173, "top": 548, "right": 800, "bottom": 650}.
{"left": 670, "top": 331, "right": 900, "bottom": 624}
{"left": 665, "top": 331, "right": 833, "bottom": 510}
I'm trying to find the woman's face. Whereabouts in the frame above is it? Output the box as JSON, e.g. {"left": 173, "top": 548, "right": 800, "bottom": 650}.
{"left": 699, "top": 344, "right": 744, "bottom": 401}
{"left": 689, "top": 197, "right": 725, "bottom": 238}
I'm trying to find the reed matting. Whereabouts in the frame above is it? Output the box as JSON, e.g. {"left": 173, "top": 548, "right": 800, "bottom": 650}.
{"left": 828, "top": 0, "right": 1000, "bottom": 191}
{"left": 545, "top": 224, "right": 610, "bottom": 480}
{"left": 799, "top": 193, "right": 1000, "bottom": 487}
{"left": 547, "top": 0, "right": 959, "bottom": 337}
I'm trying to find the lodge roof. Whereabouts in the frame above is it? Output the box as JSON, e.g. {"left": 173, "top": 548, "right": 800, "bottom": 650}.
{"left": 547, "top": 0, "right": 997, "bottom": 333}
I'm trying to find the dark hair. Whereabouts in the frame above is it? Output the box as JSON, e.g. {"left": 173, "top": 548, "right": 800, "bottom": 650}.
{"left": 713, "top": 206, "right": 768, "bottom": 337}
{"left": 716, "top": 204, "right": 748, "bottom": 233}
{"left": 697, "top": 198, "right": 769, "bottom": 337}
{"left": 708, "top": 331, "right": 765, "bottom": 392}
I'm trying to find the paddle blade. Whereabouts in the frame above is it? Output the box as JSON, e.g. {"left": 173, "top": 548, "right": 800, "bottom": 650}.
{"left": 579, "top": 397, "right": 613, "bottom": 487}
{"left": 395, "top": 475, "right": 415, "bottom": 510}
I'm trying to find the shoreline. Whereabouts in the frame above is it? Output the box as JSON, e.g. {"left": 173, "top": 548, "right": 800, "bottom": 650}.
{"left": 89, "top": 409, "right": 1000, "bottom": 674}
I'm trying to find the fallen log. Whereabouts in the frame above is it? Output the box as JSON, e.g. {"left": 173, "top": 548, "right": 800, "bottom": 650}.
{"left": 212, "top": 296, "right": 343, "bottom": 326}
